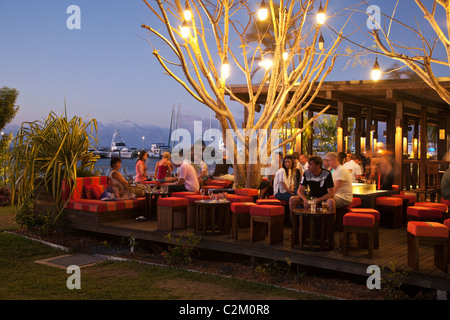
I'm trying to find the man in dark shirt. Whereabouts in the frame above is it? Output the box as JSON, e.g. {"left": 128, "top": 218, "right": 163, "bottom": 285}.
{"left": 289, "top": 155, "right": 336, "bottom": 212}
{"left": 212, "top": 153, "right": 234, "bottom": 184}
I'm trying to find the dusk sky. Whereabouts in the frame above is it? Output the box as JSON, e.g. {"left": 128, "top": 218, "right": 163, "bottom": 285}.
{"left": 1, "top": 1, "right": 448, "bottom": 147}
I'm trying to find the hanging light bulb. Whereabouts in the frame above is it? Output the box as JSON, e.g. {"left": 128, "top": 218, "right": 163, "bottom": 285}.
{"left": 183, "top": 1, "right": 192, "bottom": 21}
{"left": 283, "top": 51, "right": 288, "bottom": 61}
{"left": 221, "top": 57, "right": 230, "bottom": 80}
{"left": 180, "top": 19, "right": 190, "bottom": 39}
{"left": 318, "top": 32, "right": 324, "bottom": 51}
{"left": 258, "top": 0, "right": 269, "bottom": 21}
{"left": 316, "top": 2, "right": 326, "bottom": 25}
{"left": 371, "top": 56, "right": 381, "bottom": 81}
{"left": 259, "top": 57, "right": 273, "bottom": 71}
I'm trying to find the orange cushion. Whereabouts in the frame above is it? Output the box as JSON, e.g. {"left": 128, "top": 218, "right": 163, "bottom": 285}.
{"left": 171, "top": 192, "right": 198, "bottom": 197}
{"left": 235, "top": 188, "right": 258, "bottom": 197}
{"left": 348, "top": 208, "right": 380, "bottom": 221}
{"left": 376, "top": 197, "right": 403, "bottom": 207}
{"left": 256, "top": 199, "right": 282, "bottom": 206}
{"left": 407, "top": 221, "right": 448, "bottom": 238}
{"left": 226, "top": 194, "right": 253, "bottom": 203}
{"left": 414, "top": 202, "right": 448, "bottom": 213}
{"left": 85, "top": 185, "right": 106, "bottom": 200}
{"left": 250, "top": 205, "right": 284, "bottom": 217}
{"left": 231, "top": 202, "right": 257, "bottom": 214}
{"left": 157, "top": 197, "right": 188, "bottom": 207}
{"left": 441, "top": 198, "right": 450, "bottom": 206}
{"left": 343, "top": 213, "right": 374, "bottom": 228}
{"left": 444, "top": 219, "right": 450, "bottom": 230}
{"left": 350, "top": 197, "right": 361, "bottom": 208}
{"left": 407, "top": 206, "right": 442, "bottom": 219}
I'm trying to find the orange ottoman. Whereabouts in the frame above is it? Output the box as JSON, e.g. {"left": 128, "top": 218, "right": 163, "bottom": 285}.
{"left": 348, "top": 208, "right": 380, "bottom": 249}
{"left": 157, "top": 197, "right": 188, "bottom": 231}
{"left": 257, "top": 199, "right": 282, "bottom": 206}
{"left": 230, "top": 202, "right": 256, "bottom": 240}
{"left": 335, "top": 197, "right": 362, "bottom": 232}
{"left": 235, "top": 188, "right": 259, "bottom": 202}
{"left": 392, "top": 192, "right": 416, "bottom": 205}
{"left": 184, "top": 195, "right": 205, "bottom": 228}
{"left": 407, "top": 221, "right": 448, "bottom": 273}
{"left": 226, "top": 194, "right": 253, "bottom": 203}
{"left": 407, "top": 206, "right": 443, "bottom": 223}
{"left": 415, "top": 202, "right": 448, "bottom": 214}
{"left": 269, "top": 195, "right": 289, "bottom": 206}
{"left": 342, "top": 213, "right": 375, "bottom": 259}
{"left": 375, "top": 197, "right": 404, "bottom": 228}
{"left": 250, "top": 205, "right": 284, "bottom": 244}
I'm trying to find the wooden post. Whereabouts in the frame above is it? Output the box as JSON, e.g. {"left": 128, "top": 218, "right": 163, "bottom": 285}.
{"left": 355, "top": 113, "right": 361, "bottom": 155}
{"left": 419, "top": 106, "right": 427, "bottom": 191}
{"left": 295, "top": 111, "right": 303, "bottom": 154}
{"left": 394, "top": 100, "right": 404, "bottom": 189}
{"left": 307, "top": 110, "right": 313, "bottom": 156}
{"left": 337, "top": 101, "right": 344, "bottom": 153}
{"left": 366, "top": 106, "right": 372, "bottom": 155}
{"left": 437, "top": 112, "right": 449, "bottom": 161}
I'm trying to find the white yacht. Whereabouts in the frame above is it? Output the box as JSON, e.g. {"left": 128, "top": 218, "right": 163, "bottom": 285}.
{"left": 110, "top": 130, "right": 133, "bottom": 159}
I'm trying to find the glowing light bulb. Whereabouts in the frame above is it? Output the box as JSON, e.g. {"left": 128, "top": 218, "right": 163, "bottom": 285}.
{"left": 259, "top": 58, "right": 273, "bottom": 71}
{"left": 180, "top": 20, "right": 190, "bottom": 39}
{"left": 316, "top": 2, "right": 326, "bottom": 25}
{"left": 371, "top": 57, "right": 381, "bottom": 81}
{"left": 258, "top": 0, "right": 269, "bottom": 21}
{"left": 183, "top": 1, "right": 192, "bottom": 21}
{"left": 283, "top": 51, "right": 288, "bottom": 61}
{"left": 221, "top": 57, "right": 230, "bottom": 80}
{"left": 318, "top": 33, "right": 324, "bottom": 51}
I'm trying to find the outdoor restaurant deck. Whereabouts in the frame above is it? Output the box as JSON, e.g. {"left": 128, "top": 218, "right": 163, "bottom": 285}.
{"left": 68, "top": 205, "right": 450, "bottom": 293}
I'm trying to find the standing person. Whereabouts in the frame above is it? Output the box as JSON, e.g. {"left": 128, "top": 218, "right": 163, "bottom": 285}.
{"left": 343, "top": 154, "right": 362, "bottom": 182}
{"left": 135, "top": 150, "right": 150, "bottom": 183}
{"left": 274, "top": 155, "right": 296, "bottom": 202}
{"left": 378, "top": 153, "right": 394, "bottom": 190}
{"left": 441, "top": 166, "right": 450, "bottom": 201}
{"left": 154, "top": 152, "right": 177, "bottom": 183}
{"left": 324, "top": 152, "right": 353, "bottom": 209}
{"left": 109, "top": 157, "right": 136, "bottom": 200}
{"left": 337, "top": 152, "right": 347, "bottom": 165}
{"left": 289, "top": 155, "right": 335, "bottom": 212}
{"left": 169, "top": 149, "right": 200, "bottom": 193}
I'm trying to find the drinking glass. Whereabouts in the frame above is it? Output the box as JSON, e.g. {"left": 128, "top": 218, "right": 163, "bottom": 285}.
{"left": 310, "top": 197, "right": 317, "bottom": 213}
{"left": 208, "top": 189, "right": 213, "bottom": 200}
{"left": 322, "top": 201, "right": 328, "bottom": 214}
{"left": 200, "top": 188, "right": 205, "bottom": 200}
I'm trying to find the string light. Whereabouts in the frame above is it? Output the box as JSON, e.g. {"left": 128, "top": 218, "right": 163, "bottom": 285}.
{"left": 318, "top": 32, "right": 324, "bottom": 51}
{"left": 371, "top": 56, "right": 381, "bottom": 81}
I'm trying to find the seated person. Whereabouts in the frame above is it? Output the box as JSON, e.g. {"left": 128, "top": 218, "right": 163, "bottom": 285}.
{"left": 289, "top": 155, "right": 335, "bottom": 212}
{"left": 212, "top": 153, "right": 234, "bottom": 183}
{"left": 274, "top": 154, "right": 296, "bottom": 202}
{"left": 324, "top": 152, "right": 353, "bottom": 209}
{"left": 259, "top": 152, "right": 282, "bottom": 199}
{"left": 169, "top": 148, "right": 200, "bottom": 193}
{"left": 441, "top": 167, "right": 450, "bottom": 201}
{"left": 194, "top": 154, "right": 208, "bottom": 187}
{"left": 154, "top": 152, "right": 177, "bottom": 183}
{"left": 135, "top": 150, "right": 150, "bottom": 183}
{"left": 109, "top": 157, "right": 136, "bottom": 200}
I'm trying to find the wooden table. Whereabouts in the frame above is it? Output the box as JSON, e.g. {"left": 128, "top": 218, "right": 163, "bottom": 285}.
{"left": 144, "top": 192, "right": 170, "bottom": 220}
{"left": 195, "top": 200, "right": 231, "bottom": 235}
{"left": 409, "top": 189, "right": 439, "bottom": 202}
{"left": 291, "top": 208, "right": 336, "bottom": 251}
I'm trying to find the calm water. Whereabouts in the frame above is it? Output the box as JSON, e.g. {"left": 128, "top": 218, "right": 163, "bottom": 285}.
{"left": 94, "top": 157, "right": 216, "bottom": 178}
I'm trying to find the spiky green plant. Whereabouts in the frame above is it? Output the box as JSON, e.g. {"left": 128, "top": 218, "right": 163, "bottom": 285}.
{"left": 9, "top": 110, "right": 99, "bottom": 223}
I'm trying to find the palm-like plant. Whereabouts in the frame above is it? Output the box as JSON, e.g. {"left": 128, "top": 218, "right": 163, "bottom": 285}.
{"left": 9, "top": 110, "right": 99, "bottom": 222}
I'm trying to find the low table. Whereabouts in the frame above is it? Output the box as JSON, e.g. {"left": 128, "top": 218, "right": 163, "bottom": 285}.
{"left": 291, "top": 208, "right": 336, "bottom": 251}
{"left": 195, "top": 200, "right": 231, "bottom": 235}
{"left": 144, "top": 191, "right": 170, "bottom": 220}
{"left": 409, "top": 189, "right": 439, "bottom": 202}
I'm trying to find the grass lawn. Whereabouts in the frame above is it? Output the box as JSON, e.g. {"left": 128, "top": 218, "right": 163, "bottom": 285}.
{"left": 0, "top": 206, "right": 330, "bottom": 301}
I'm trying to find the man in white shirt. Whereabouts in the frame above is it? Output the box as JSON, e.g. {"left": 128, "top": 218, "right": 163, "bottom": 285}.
{"left": 299, "top": 154, "right": 309, "bottom": 172}
{"left": 325, "top": 152, "right": 353, "bottom": 208}
{"left": 169, "top": 148, "right": 200, "bottom": 192}
{"left": 343, "top": 154, "right": 361, "bottom": 182}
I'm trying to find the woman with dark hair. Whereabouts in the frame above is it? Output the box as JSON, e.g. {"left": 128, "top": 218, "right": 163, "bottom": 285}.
{"left": 109, "top": 157, "right": 136, "bottom": 200}
{"left": 135, "top": 150, "right": 150, "bottom": 183}
{"left": 273, "top": 155, "right": 296, "bottom": 202}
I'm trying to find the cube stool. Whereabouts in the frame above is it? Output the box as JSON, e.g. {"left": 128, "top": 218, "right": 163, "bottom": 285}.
{"left": 414, "top": 202, "right": 448, "bottom": 221}
{"left": 392, "top": 192, "right": 416, "bottom": 205}
{"left": 171, "top": 191, "right": 199, "bottom": 197}
{"left": 184, "top": 195, "right": 206, "bottom": 227}
{"left": 375, "top": 196, "right": 404, "bottom": 228}
{"left": 342, "top": 213, "right": 375, "bottom": 259}
{"left": 407, "top": 206, "right": 443, "bottom": 223}
{"left": 157, "top": 197, "right": 188, "bottom": 231}
{"left": 235, "top": 188, "right": 259, "bottom": 202}
{"left": 268, "top": 195, "right": 289, "bottom": 206}
{"left": 226, "top": 194, "right": 253, "bottom": 203}
{"left": 335, "top": 197, "right": 362, "bottom": 232}
{"left": 230, "top": 202, "right": 256, "bottom": 240}
{"left": 205, "top": 179, "right": 232, "bottom": 188}
{"left": 250, "top": 205, "right": 284, "bottom": 244}
{"left": 407, "top": 221, "right": 448, "bottom": 273}
{"left": 348, "top": 208, "right": 380, "bottom": 249}
{"left": 257, "top": 199, "right": 282, "bottom": 206}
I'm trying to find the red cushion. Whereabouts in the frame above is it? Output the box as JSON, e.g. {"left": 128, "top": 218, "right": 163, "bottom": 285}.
{"left": 231, "top": 202, "right": 257, "bottom": 214}
{"left": 256, "top": 199, "right": 282, "bottom": 206}
{"left": 250, "top": 205, "right": 284, "bottom": 217}
{"left": 343, "top": 213, "right": 374, "bottom": 228}
{"left": 171, "top": 192, "right": 198, "bottom": 197}
{"left": 376, "top": 197, "right": 403, "bottom": 207}
{"left": 157, "top": 197, "right": 188, "bottom": 207}
{"left": 407, "top": 221, "right": 448, "bottom": 238}
{"left": 202, "top": 185, "right": 221, "bottom": 190}
{"left": 348, "top": 208, "right": 380, "bottom": 221}
{"left": 444, "top": 218, "right": 450, "bottom": 230}
{"left": 67, "top": 198, "right": 144, "bottom": 213}
{"left": 441, "top": 198, "right": 450, "bottom": 206}
{"left": 349, "top": 197, "right": 361, "bottom": 208}
{"left": 205, "top": 179, "right": 231, "bottom": 187}
{"left": 235, "top": 188, "right": 258, "bottom": 197}
{"left": 392, "top": 194, "right": 416, "bottom": 205}
{"left": 226, "top": 194, "right": 253, "bottom": 203}
{"left": 392, "top": 185, "right": 399, "bottom": 191}
{"left": 407, "top": 206, "right": 442, "bottom": 219}
{"left": 184, "top": 195, "right": 205, "bottom": 204}
{"left": 414, "top": 202, "right": 448, "bottom": 213}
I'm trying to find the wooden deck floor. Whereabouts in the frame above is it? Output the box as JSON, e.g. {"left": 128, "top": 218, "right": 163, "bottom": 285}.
{"left": 74, "top": 217, "right": 450, "bottom": 292}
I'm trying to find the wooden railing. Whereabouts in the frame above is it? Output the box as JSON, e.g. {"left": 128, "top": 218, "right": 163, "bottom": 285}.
{"left": 402, "top": 160, "right": 450, "bottom": 190}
